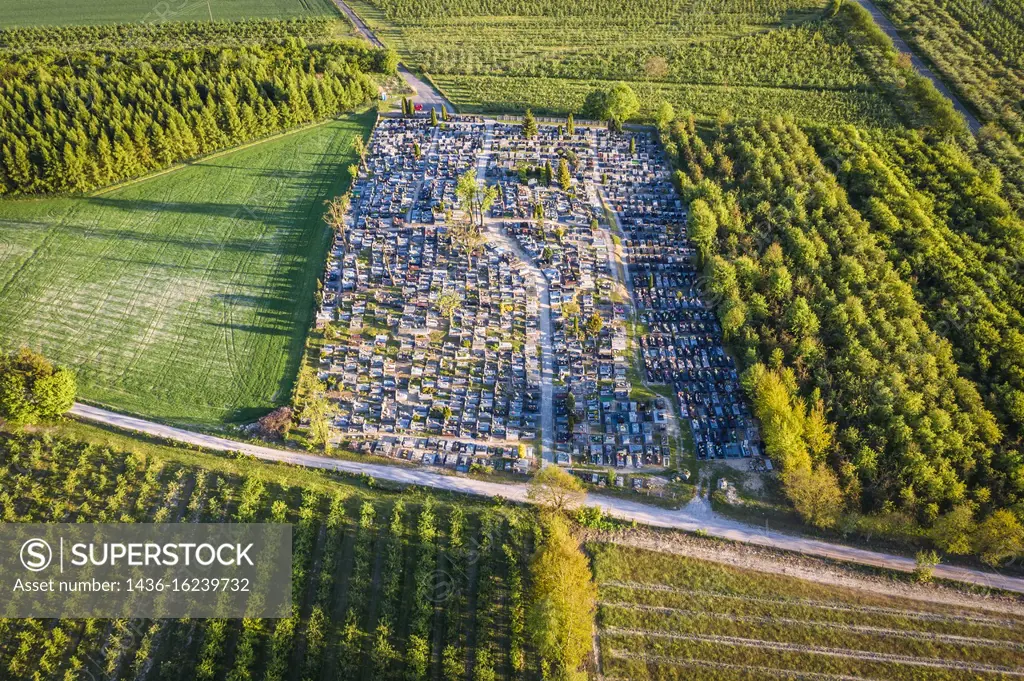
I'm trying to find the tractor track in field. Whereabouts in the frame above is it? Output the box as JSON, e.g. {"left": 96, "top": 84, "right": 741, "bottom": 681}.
{"left": 598, "top": 601, "right": 1024, "bottom": 650}
{"left": 601, "top": 628, "right": 1024, "bottom": 676}
{"left": 603, "top": 651, "right": 887, "bottom": 681}
{"left": 600, "top": 580, "right": 1024, "bottom": 626}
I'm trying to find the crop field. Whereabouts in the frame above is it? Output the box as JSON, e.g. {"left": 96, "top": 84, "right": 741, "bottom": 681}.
{"left": 874, "top": 0, "right": 1024, "bottom": 212}
{"left": 0, "top": 112, "right": 373, "bottom": 426}
{"left": 0, "top": 428, "right": 535, "bottom": 681}
{"left": 0, "top": 0, "right": 339, "bottom": 28}
{"left": 877, "top": 0, "right": 1024, "bottom": 137}
{"left": 590, "top": 544, "right": 1024, "bottom": 680}
{"left": 347, "top": 0, "right": 906, "bottom": 126}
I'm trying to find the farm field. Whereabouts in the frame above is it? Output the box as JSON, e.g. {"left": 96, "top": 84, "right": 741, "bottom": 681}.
{"left": 0, "top": 426, "right": 534, "bottom": 681}
{"left": 875, "top": 0, "right": 1024, "bottom": 136}
{"left": 0, "top": 0, "right": 340, "bottom": 28}
{"left": 346, "top": 0, "right": 909, "bottom": 126}
{"left": 872, "top": 0, "right": 1024, "bottom": 210}
{"left": 590, "top": 543, "right": 1024, "bottom": 680}
{"left": 0, "top": 111, "right": 374, "bottom": 426}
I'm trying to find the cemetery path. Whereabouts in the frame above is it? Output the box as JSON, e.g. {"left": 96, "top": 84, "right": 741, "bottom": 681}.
{"left": 332, "top": 0, "right": 454, "bottom": 114}
{"left": 850, "top": 0, "right": 980, "bottom": 133}
{"left": 482, "top": 221, "right": 556, "bottom": 464}
{"left": 594, "top": 189, "right": 689, "bottom": 471}
{"left": 476, "top": 120, "right": 555, "bottom": 463}
{"left": 70, "top": 402, "right": 1024, "bottom": 594}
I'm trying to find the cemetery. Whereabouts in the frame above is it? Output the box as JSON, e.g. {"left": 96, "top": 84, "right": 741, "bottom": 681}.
{"left": 314, "top": 113, "right": 761, "bottom": 474}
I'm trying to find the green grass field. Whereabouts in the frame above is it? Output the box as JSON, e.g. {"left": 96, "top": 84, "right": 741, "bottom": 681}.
{"left": 0, "top": 111, "right": 374, "bottom": 426}
{"left": 347, "top": 0, "right": 905, "bottom": 126}
{"left": 0, "top": 0, "right": 339, "bottom": 28}
{"left": 590, "top": 544, "right": 1024, "bottom": 680}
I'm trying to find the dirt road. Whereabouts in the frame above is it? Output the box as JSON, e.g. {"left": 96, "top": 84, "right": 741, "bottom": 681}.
{"left": 70, "top": 402, "right": 1024, "bottom": 594}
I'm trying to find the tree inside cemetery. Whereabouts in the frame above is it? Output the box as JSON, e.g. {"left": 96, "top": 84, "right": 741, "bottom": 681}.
{"left": 558, "top": 158, "right": 572, "bottom": 191}
{"left": 523, "top": 108, "right": 539, "bottom": 138}
{"left": 435, "top": 290, "right": 463, "bottom": 326}
{"left": 324, "top": 194, "right": 351, "bottom": 246}
{"left": 455, "top": 169, "right": 498, "bottom": 231}
{"left": 448, "top": 218, "right": 486, "bottom": 269}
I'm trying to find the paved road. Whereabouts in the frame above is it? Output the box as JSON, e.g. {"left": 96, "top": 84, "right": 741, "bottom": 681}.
{"left": 70, "top": 402, "right": 1024, "bottom": 593}
{"left": 850, "top": 0, "right": 980, "bottom": 133}
{"left": 332, "top": 0, "right": 454, "bottom": 114}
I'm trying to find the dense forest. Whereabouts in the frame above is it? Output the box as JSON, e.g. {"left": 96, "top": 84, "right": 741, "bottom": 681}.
{"left": 0, "top": 22, "right": 396, "bottom": 195}
{"left": 670, "top": 114, "right": 1023, "bottom": 554}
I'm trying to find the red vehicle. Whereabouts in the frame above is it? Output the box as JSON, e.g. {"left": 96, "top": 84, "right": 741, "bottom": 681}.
{"left": 414, "top": 103, "right": 423, "bottom": 112}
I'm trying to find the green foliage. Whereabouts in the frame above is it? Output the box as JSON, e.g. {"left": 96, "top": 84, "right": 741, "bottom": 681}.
{"left": 522, "top": 108, "right": 538, "bottom": 138}
{"left": 973, "top": 509, "right": 1024, "bottom": 566}
{"left": 557, "top": 157, "right": 572, "bottom": 191}
{"left": 811, "top": 125, "right": 1024, "bottom": 508}
{"left": 348, "top": 0, "right": 953, "bottom": 127}
{"left": 0, "top": 17, "right": 345, "bottom": 50}
{"left": 528, "top": 464, "right": 586, "bottom": 512}
{"left": 912, "top": 549, "right": 940, "bottom": 582}
{"left": 0, "top": 0, "right": 339, "bottom": 28}
{"left": 675, "top": 116, "right": 1005, "bottom": 524}
{"left": 527, "top": 515, "right": 596, "bottom": 681}
{"left": 0, "top": 35, "right": 387, "bottom": 196}
{"left": 875, "top": 0, "right": 1024, "bottom": 170}
{"left": 0, "top": 427, "right": 545, "bottom": 680}
{"left": 744, "top": 363, "right": 843, "bottom": 528}
{"left": 574, "top": 505, "right": 617, "bottom": 530}
{"left": 0, "top": 347, "right": 76, "bottom": 426}
{"left": 605, "top": 82, "right": 641, "bottom": 125}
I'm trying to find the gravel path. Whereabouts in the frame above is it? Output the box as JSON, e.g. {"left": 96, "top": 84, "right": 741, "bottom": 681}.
{"left": 849, "top": 0, "right": 980, "bottom": 133}
{"left": 69, "top": 403, "right": 1024, "bottom": 595}
{"left": 481, "top": 220, "right": 556, "bottom": 464}
{"left": 332, "top": 0, "right": 454, "bottom": 114}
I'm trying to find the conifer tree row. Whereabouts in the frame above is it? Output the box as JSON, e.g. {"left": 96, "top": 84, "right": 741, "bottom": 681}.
{"left": 0, "top": 39, "right": 395, "bottom": 196}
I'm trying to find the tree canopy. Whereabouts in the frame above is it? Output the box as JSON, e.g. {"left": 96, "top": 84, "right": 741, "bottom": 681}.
{"left": 0, "top": 33, "right": 390, "bottom": 196}
{"left": 0, "top": 348, "right": 76, "bottom": 427}
{"left": 527, "top": 465, "right": 586, "bottom": 512}
{"left": 526, "top": 514, "right": 596, "bottom": 681}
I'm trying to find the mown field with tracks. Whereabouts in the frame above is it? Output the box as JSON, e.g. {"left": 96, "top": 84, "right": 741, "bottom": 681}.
{"left": 0, "top": 112, "right": 373, "bottom": 425}
{"left": 592, "top": 544, "right": 1024, "bottom": 680}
